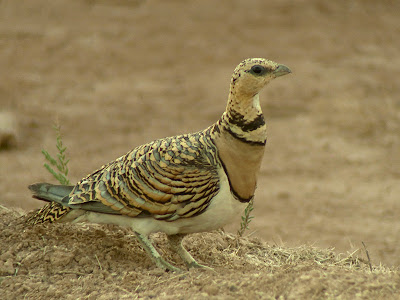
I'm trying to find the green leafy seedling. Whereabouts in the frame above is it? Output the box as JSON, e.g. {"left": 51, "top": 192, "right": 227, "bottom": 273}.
{"left": 237, "top": 199, "right": 254, "bottom": 237}
{"left": 41, "top": 124, "right": 70, "bottom": 185}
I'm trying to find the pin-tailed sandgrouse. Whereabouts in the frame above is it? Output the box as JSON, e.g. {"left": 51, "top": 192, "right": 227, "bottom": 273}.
{"left": 28, "top": 58, "right": 291, "bottom": 271}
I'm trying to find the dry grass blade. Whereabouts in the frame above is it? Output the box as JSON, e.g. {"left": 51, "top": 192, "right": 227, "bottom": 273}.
{"left": 362, "top": 241, "right": 373, "bottom": 272}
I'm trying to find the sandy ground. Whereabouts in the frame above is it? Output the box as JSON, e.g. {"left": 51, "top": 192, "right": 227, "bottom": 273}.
{"left": 0, "top": 0, "right": 400, "bottom": 298}
{"left": 1, "top": 207, "right": 399, "bottom": 299}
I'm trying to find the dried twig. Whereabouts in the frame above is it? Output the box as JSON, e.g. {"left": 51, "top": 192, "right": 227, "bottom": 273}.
{"left": 95, "top": 254, "right": 103, "bottom": 270}
{"left": 362, "top": 241, "right": 372, "bottom": 272}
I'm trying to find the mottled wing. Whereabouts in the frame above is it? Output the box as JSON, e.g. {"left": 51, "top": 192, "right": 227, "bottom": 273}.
{"left": 66, "top": 131, "right": 220, "bottom": 221}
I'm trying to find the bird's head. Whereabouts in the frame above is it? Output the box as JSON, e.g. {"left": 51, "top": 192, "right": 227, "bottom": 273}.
{"left": 230, "top": 58, "right": 291, "bottom": 97}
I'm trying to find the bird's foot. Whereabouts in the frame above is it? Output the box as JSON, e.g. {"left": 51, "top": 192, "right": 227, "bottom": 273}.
{"left": 186, "top": 260, "right": 215, "bottom": 272}
{"left": 153, "top": 257, "right": 183, "bottom": 272}
{"left": 168, "top": 234, "right": 215, "bottom": 272}
{"left": 135, "top": 232, "right": 182, "bottom": 272}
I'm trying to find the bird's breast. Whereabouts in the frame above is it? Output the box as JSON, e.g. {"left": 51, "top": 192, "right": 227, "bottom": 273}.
{"left": 214, "top": 129, "right": 266, "bottom": 201}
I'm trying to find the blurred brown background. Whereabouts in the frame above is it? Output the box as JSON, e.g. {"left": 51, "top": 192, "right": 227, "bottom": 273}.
{"left": 0, "top": 0, "right": 399, "bottom": 267}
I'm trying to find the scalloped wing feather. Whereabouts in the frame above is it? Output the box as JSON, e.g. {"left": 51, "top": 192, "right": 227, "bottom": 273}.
{"left": 66, "top": 128, "right": 221, "bottom": 221}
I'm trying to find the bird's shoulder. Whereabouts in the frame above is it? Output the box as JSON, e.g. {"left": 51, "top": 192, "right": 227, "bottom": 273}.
{"left": 127, "top": 128, "right": 218, "bottom": 167}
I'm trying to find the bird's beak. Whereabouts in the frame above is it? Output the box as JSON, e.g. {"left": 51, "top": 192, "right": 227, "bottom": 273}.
{"left": 273, "top": 64, "right": 291, "bottom": 77}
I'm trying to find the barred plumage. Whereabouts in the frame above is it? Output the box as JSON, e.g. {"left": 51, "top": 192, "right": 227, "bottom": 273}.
{"left": 27, "top": 58, "right": 291, "bottom": 271}
{"left": 26, "top": 202, "right": 71, "bottom": 225}
{"left": 68, "top": 126, "right": 221, "bottom": 220}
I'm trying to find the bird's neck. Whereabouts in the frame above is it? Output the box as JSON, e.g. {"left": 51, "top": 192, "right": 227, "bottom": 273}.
{"left": 209, "top": 88, "right": 267, "bottom": 202}
{"left": 218, "top": 88, "right": 267, "bottom": 146}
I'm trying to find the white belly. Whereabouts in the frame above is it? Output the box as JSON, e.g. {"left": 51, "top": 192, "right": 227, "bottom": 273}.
{"left": 70, "top": 170, "right": 248, "bottom": 235}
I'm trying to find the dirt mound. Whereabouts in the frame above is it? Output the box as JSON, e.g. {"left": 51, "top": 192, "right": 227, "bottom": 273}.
{"left": 1, "top": 207, "right": 398, "bottom": 299}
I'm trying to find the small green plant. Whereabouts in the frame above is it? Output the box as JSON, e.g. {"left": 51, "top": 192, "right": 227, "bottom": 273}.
{"left": 237, "top": 199, "right": 255, "bottom": 237}
{"left": 41, "top": 124, "right": 70, "bottom": 185}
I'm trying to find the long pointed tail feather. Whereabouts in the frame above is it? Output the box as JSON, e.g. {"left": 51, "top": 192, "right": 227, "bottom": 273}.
{"left": 26, "top": 183, "right": 74, "bottom": 225}
{"left": 28, "top": 183, "right": 74, "bottom": 203}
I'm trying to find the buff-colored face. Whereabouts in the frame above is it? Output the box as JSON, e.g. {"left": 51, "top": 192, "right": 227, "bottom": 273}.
{"left": 231, "top": 58, "right": 291, "bottom": 96}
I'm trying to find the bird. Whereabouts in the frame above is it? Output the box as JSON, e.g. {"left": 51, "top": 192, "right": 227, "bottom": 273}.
{"left": 27, "top": 58, "right": 291, "bottom": 272}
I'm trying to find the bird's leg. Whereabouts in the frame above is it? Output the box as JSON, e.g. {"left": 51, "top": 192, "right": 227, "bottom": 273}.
{"left": 134, "top": 232, "right": 181, "bottom": 272}
{"left": 167, "top": 234, "right": 214, "bottom": 270}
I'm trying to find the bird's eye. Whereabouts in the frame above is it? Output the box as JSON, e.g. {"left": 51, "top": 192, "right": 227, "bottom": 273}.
{"left": 250, "top": 65, "right": 267, "bottom": 75}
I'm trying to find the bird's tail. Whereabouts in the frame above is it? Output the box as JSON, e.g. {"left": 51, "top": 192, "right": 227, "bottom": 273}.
{"left": 26, "top": 183, "right": 74, "bottom": 225}
{"left": 28, "top": 183, "right": 73, "bottom": 203}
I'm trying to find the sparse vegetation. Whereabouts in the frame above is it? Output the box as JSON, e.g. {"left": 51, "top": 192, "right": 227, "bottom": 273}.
{"left": 41, "top": 124, "right": 70, "bottom": 185}
{"left": 237, "top": 199, "right": 255, "bottom": 237}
